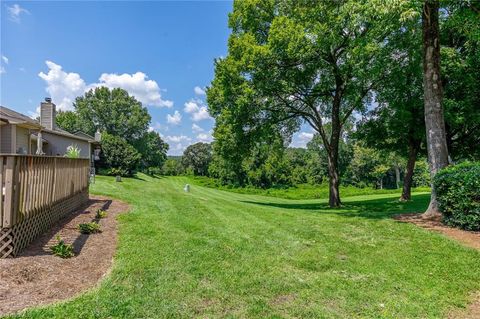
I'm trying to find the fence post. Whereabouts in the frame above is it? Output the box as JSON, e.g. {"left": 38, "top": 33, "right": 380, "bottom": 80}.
{"left": 0, "top": 157, "right": 4, "bottom": 228}
{"left": 3, "top": 156, "right": 16, "bottom": 228}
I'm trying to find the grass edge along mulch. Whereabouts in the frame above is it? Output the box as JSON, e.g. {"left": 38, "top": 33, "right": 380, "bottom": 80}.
{"left": 394, "top": 213, "right": 480, "bottom": 319}
{"left": 0, "top": 195, "right": 129, "bottom": 317}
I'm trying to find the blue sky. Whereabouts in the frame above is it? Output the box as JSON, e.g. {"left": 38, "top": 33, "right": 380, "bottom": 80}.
{"left": 1, "top": 1, "right": 313, "bottom": 154}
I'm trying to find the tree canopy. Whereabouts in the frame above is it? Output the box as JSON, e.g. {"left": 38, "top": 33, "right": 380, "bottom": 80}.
{"left": 207, "top": 0, "right": 416, "bottom": 206}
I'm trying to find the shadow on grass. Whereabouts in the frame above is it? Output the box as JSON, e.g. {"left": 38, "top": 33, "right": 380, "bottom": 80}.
{"left": 240, "top": 193, "right": 431, "bottom": 220}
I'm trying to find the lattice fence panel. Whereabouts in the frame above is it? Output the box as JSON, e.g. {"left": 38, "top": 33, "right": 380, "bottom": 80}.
{"left": 0, "top": 189, "right": 88, "bottom": 258}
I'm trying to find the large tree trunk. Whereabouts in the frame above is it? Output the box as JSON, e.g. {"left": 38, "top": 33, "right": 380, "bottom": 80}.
{"left": 422, "top": 0, "right": 450, "bottom": 219}
{"left": 400, "top": 139, "right": 420, "bottom": 201}
{"left": 327, "top": 150, "right": 341, "bottom": 208}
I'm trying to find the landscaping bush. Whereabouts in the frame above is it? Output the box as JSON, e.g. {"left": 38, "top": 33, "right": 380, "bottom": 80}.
{"left": 78, "top": 222, "right": 102, "bottom": 234}
{"left": 434, "top": 162, "right": 480, "bottom": 231}
{"left": 65, "top": 144, "right": 81, "bottom": 158}
{"left": 96, "top": 209, "right": 107, "bottom": 219}
{"left": 51, "top": 236, "right": 75, "bottom": 258}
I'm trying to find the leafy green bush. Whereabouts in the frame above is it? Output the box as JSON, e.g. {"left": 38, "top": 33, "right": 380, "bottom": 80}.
{"left": 78, "top": 222, "right": 101, "bottom": 234}
{"left": 434, "top": 162, "right": 480, "bottom": 231}
{"left": 96, "top": 209, "right": 107, "bottom": 219}
{"left": 100, "top": 133, "right": 141, "bottom": 176}
{"left": 65, "top": 144, "right": 81, "bottom": 158}
{"left": 51, "top": 236, "right": 75, "bottom": 258}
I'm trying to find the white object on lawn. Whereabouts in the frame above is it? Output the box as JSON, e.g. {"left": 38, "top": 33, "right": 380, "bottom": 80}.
{"left": 184, "top": 184, "right": 190, "bottom": 192}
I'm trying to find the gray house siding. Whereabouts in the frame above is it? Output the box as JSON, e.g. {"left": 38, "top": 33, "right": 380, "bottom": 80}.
{"left": 16, "top": 126, "right": 30, "bottom": 154}
{"left": 41, "top": 131, "right": 91, "bottom": 158}
{"left": 0, "top": 124, "right": 12, "bottom": 153}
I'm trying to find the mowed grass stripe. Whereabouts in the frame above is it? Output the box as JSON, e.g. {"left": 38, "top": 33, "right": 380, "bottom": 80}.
{"left": 7, "top": 174, "right": 480, "bottom": 319}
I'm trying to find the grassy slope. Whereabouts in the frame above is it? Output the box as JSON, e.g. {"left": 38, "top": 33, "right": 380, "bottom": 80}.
{"left": 9, "top": 174, "right": 480, "bottom": 319}
{"left": 188, "top": 176, "right": 431, "bottom": 200}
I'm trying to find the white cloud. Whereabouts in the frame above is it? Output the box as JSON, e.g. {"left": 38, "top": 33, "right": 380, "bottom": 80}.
{"left": 148, "top": 121, "right": 164, "bottom": 132}
{"left": 0, "top": 66, "right": 5, "bottom": 74}
{"left": 196, "top": 132, "right": 213, "bottom": 143}
{"left": 164, "top": 136, "right": 193, "bottom": 155}
{"left": 38, "top": 61, "right": 86, "bottom": 111}
{"left": 170, "top": 143, "right": 187, "bottom": 155}
{"left": 164, "top": 135, "right": 191, "bottom": 143}
{"left": 28, "top": 107, "right": 40, "bottom": 119}
{"left": 38, "top": 60, "right": 173, "bottom": 111}
{"left": 184, "top": 100, "right": 199, "bottom": 113}
{"left": 290, "top": 131, "right": 314, "bottom": 148}
{"left": 183, "top": 99, "right": 212, "bottom": 122}
{"left": 166, "top": 111, "right": 182, "bottom": 125}
{"left": 194, "top": 86, "right": 206, "bottom": 95}
{"left": 91, "top": 72, "right": 173, "bottom": 108}
{"left": 7, "top": 4, "right": 30, "bottom": 23}
{"left": 1, "top": 56, "right": 9, "bottom": 64}
{"left": 192, "top": 107, "right": 211, "bottom": 122}
{"left": 192, "top": 123, "right": 204, "bottom": 133}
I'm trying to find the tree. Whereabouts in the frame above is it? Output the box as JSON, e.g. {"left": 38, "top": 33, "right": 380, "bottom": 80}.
{"left": 208, "top": 0, "right": 414, "bottom": 207}
{"left": 422, "top": 0, "right": 450, "bottom": 218}
{"left": 133, "top": 131, "right": 169, "bottom": 169}
{"left": 56, "top": 110, "right": 81, "bottom": 133}
{"left": 243, "top": 136, "right": 291, "bottom": 188}
{"left": 100, "top": 133, "right": 141, "bottom": 176}
{"left": 182, "top": 143, "right": 212, "bottom": 176}
{"left": 162, "top": 158, "right": 185, "bottom": 176}
{"left": 343, "top": 142, "right": 383, "bottom": 188}
{"left": 306, "top": 131, "right": 354, "bottom": 184}
{"left": 441, "top": 1, "right": 480, "bottom": 160}
{"left": 74, "top": 87, "right": 151, "bottom": 144}
{"left": 355, "top": 23, "right": 425, "bottom": 200}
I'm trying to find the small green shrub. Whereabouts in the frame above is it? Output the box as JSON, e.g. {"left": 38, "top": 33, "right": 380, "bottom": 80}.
{"left": 51, "top": 236, "right": 75, "bottom": 258}
{"left": 65, "top": 144, "right": 81, "bottom": 158}
{"left": 96, "top": 209, "right": 107, "bottom": 219}
{"left": 78, "top": 222, "right": 102, "bottom": 234}
{"left": 434, "top": 162, "right": 480, "bottom": 231}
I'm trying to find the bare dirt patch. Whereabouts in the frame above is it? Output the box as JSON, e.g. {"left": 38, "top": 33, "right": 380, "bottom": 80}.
{"left": 0, "top": 195, "right": 129, "bottom": 316}
{"left": 394, "top": 213, "right": 480, "bottom": 319}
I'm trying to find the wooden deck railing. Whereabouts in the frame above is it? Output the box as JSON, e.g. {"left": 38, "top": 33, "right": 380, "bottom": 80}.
{"left": 0, "top": 155, "right": 90, "bottom": 229}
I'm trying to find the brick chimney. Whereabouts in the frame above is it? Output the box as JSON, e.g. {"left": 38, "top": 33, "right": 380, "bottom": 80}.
{"left": 40, "top": 97, "right": 56, "bottom": 130}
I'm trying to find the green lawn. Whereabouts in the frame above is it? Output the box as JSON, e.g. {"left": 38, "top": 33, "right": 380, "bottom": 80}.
{"left": 8, "top": 174, "right": 480, "bottom": 318}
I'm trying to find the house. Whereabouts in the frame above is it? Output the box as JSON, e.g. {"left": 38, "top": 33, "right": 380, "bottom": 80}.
{"left": 0, "top": 98, "right": 100, "bottom": 159}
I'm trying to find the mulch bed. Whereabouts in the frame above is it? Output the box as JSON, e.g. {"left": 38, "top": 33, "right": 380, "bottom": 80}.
{"left": 0, "top": 195, "right": 129, "bottom": 316}
{"left": 394, "top": 213, "right": 480, "bottom": 319}
{"left": 394, "top": 213, "right": 480, "bottom": 250}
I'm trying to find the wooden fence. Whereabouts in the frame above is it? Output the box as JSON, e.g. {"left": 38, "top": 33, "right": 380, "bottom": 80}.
{"left": 0, "top": 155, "right": 90, "bottom": 257}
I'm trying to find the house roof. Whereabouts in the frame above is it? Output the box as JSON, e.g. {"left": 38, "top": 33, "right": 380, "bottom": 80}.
{"left": 0, "top": 105, "right": 42, "bottom": 129}
{"left": 0, "top": 105, "right": 93, "bottom": 142}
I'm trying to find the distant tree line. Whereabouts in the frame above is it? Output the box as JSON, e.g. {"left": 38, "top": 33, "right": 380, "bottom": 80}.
{"left": 162, "top": 137, "right": 431, "bottom": 192}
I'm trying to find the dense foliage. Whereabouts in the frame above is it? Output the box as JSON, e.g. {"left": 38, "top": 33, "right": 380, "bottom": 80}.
{"left": 56, "top": 87, "right": 168, "bottom": 174}
{"left": 181, "top": 143, "right": 212, "bottom": 176}
{"left": 165, "top": 138, "right": 431, "bottom": 192}
{"left": 100, "top": 133, "right": 141, "bottom": 176}
{"left": 434, "top": 162, "right": 480, "bottom": 231}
